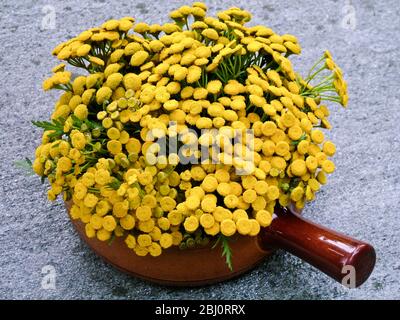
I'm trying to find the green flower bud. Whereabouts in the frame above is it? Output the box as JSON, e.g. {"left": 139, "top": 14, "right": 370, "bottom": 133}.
{"left": 128, "top": 153, "right": 139, "bottom": 163}
{"left": 153, "top": 207, "right": 164, "bottom": 218}
{"left": 81, "top": 123, "right": 89, "bottom": 132}
{"left": 186, "top": 238, "right": 196, "bottom": 248}
{"left": 92, "top": 127, "right": 101, "bottom": 138}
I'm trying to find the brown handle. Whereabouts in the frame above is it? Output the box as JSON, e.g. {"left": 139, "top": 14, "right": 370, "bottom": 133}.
{"left": 259, "top": 206, "right": 376, "bottom": 287}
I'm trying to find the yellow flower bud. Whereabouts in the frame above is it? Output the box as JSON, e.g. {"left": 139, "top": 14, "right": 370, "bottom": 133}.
{"left": 266, "top": 185, "right": 280, "bottom": 200}
{"left": 125, "top": 234, "right": 136, "bottom": 248}
{"left": 72, "top": 76, "right": 86, "bottom": 95}
{"left": 184, "top": 216, "right": 199, "bottom": 232}
{"left": 74, "top": 104, "right": 88, "bottom": 120}
{"left": 201, "top": 28, "right": 219, "bottom": 40}
{"left": 220, "top": 219, "right": 236, "bottom": 236}
{"left": 102, "top": 215, "right": 117, "bottom": 231}
{"left": 186, "top": 196, "right": 200, "bottom": 210}
{"left": 138, "top": 234, "right": 152, "bottom": 247}
{"left": 130, "top": 50, "right": 149, "bottom": 66}
{"left": 85, "top": 224, "right": 96, "bottom": 238}
{"left": 89, "top": 56, "right": 105, "bottom": 66}
{"left": 186, "top": 65, "right": 202, "bottom": 83}
{"left": 311, "top": 130, "right": 324, "bottom": 144}
{"left": 159, "top": 233, "right": 173, "bottom": 248}
{"left": 201, "top": 175, "right": 218, "bottom": 192}
{"left": 291, "top": 159, "right": 307, "bottom": 176}
{"left": 255, "top": 210, "right": 272, "bottom": 227}
{"left": 247, "top": 219, "right": 260, "bottom": 236}
{"left": 120, "top": 214, "right": 136, "bottom": 230}
{"left": 323, "top": 141, "right": 336, "bottom": 156}
{"left": 321, "top": 159, "right": 335, "bottom": 174}
{"left": 149, "top": 242, "right": 162, "bottom": 257}
{"left": 201, "top": 196, "right": 217, "bottom": 213}
{"left": 84, "top": 193, "right": 98, "bottom": 208}
{"left": 119, "top": 18, "right": 134, "bottom": 32}
{"left": 275, "top": 141, "right": 290, "bottom": 156}
{"left": 290, "top": 186, "right": 304, "bottom": 202}
{"left": 200, "top": 214, "right": 215, "bottom": 228}
{"left": 71, "top": 132, "right": 86, "bottom": 150}
{"left": 96, "top": 86, "right": 112, "bottom": 104}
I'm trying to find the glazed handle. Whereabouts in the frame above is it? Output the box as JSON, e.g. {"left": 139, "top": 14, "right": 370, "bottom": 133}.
{"left": 259, "top": 206, "right": 376, "bottom": 287}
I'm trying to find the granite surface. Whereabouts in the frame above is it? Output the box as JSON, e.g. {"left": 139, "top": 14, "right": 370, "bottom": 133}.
{"left": 0, "top": 0, "right": 399, "bottom": 299}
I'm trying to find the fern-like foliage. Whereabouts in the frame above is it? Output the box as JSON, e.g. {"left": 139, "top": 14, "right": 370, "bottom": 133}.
{"left": 32, "top": 118, "right": 65, "bottom": 139}
{"left": 212, "top": 234, "right": 233, "bottom": 271}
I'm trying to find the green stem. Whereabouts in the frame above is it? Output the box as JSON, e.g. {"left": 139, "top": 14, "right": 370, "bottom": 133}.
{"left": 306, "top": 56, "right": 325, "bottom": 79}
{"left": 305, "top": 65, "right": 326, "bottom": 83}
{"left": 312, "top": 74, "right": 335, "bottom": 87}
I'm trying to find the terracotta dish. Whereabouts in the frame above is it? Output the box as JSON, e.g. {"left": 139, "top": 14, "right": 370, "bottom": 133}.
{"left": 66, "top": 202, "right": 375, "bottom": 287}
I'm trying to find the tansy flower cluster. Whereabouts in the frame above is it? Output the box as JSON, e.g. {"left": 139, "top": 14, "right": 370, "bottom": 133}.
{"left": 32, "top": 3, "right": 348, "bottom": 262}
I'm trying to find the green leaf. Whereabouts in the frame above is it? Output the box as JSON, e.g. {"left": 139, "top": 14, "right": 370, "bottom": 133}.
{"left": 14, "top": 158, "right": 35, "bottom": 176}
{"left": 133, "top": 182, "right": 145, "bottom": 197}
{"left": 71, "top": 114, "right": 103, "bottom": 131}
{"left": 106, "top": 179, "right": 122, "bottom": 190}
{"left": 71, "top": 114, "right": 83, "bottom": 127}
{"left": 212, "top": 234, "right": 233, "bottom": 271}
{"left": 87, "top": 187, "right": 100, "bottom": 194}
{"left": 107, "top": 234, "right": 116, "bottom": 246}
{"left": 221, "top": 235, "right": 233, "bottom": 271}
{"left": 32, "top": 119, "right": 64, "bottom": 139}
{"left": 211, "top": 236, "right": 221, "bottom": 249}
{"left": 85, "top": 119, "right": 103, "bottom": 130}
{"left": 291, "top": 133, "right": 307, "bottom": 146}
{"left": 289, "top": 177, "right": 301, "bottom": 191}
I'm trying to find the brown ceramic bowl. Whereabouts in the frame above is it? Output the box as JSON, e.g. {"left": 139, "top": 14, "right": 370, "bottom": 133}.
{"left": 66, "top": 202, "right": 376, "bottom": 287}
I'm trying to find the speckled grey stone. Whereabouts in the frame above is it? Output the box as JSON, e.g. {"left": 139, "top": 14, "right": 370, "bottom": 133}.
{"left": 0, "top": 0, "right": 399, "bottom": 300}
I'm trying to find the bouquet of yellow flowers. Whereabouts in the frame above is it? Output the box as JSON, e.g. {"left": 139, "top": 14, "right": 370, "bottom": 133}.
{"left": 31, "top": 2, "right": 348, "bottom": 268}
